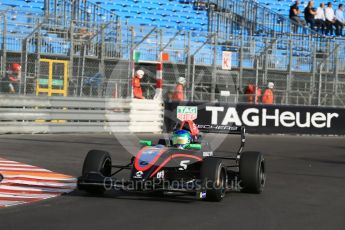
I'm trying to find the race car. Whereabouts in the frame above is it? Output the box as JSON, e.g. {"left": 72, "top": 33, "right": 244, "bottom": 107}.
{"left": 77, "top": 120, "right": 265, "bottom": 202}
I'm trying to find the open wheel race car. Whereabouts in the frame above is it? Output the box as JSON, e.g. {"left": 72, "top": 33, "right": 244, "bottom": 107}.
{"left": 77, "top": 120, "right": 266, "bottom": 202}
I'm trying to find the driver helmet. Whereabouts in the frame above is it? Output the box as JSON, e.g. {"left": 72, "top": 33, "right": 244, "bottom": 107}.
{"left": 172, "top": 129, "right": 192, "bottom": 149}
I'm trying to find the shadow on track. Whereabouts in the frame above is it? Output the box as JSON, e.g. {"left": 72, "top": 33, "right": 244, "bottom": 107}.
{"left": 66, "top": 189, "right": 201, "bottom": 204}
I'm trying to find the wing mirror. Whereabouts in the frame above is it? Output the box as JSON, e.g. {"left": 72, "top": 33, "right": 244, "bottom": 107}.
{"left": 139, "top": 140, "right": 152, "bottom": 146}
{"left": 188, "top": 143, "right": 202, "bottom": 150}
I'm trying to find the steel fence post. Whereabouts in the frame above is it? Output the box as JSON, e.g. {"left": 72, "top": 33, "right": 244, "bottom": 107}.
{"left": 191, "top": 55, "right": 196, "bottom": 102}
{"left": 79, "top": 40, "right": 86, "bottom": 97}
{"left": 21, "top": 38, "right": 28, "bottom": 94}
{"left": 255, "top": 57, "right": 259, "bottom": 104}
{"left": 310, "top": 40, "right": 317, "bottom": 106}
{"left": 326, "top": 39, "right": 330, "bottom": 73}
{"left": 287, "top": 39, "right": 293, "bottom": 105}
{"left": 32, "top": 30, "right": 41, "bottom": 96}
{"left": 99, "top": 24, "right": 105, "bottom": 75}
{"left": 44, "top": 0, "right": 50, "bottom": 17}
{"left": 99, "top": 24, "right": 106, "bottom": 97}
{"left": 318, "top": 63, "right": 324, "bottom": 106}
{"left": 186, "top": 31, "right": 191, "bottom": 99}
{"left": 239, "top": 34, "right": 244, "bottom": 92}
{"left": 69, "top": 21, "right": 75, "bottom": 96}
{"left": 211, "top": 33, "right": 217, "bottom": 102}
{"left": 1, "top": 13, "right": 7, "bottom": 78}
{"left": 263, "top": 38, "right": 269, "bottom": 84}
{"left": 116, "top": 18, "right": 122, "bottom": 58}
{"left": 128, "top": 26, "right": 134, "bottom": 98}
{"left": 332, "top": 45, "right": 339, "bottom": 107}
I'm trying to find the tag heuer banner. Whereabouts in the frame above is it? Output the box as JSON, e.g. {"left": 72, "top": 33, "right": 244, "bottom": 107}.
{"left": 164, "top": 102, "right": 345, "bottom": 135}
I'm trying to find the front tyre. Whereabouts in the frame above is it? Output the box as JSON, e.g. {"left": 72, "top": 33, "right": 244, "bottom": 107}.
{"left": 239, "top": 151, "right": 265, "bottom": 193}
{"left": 81, "top": 150, "right": 112, "bottom": 195}
{"left": 201, "top": 158, "right": 227, "bottom": 202}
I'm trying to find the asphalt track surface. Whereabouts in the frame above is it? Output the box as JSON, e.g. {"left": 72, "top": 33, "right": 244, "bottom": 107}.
{"left": 0, "top": 134, "right": 344, "bottom": 230}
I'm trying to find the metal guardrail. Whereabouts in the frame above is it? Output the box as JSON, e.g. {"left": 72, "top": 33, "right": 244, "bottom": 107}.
{"left": 0, "top": 96, "right": 163, "bottom": 134}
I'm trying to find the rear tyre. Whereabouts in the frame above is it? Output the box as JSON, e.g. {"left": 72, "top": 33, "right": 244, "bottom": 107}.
{"left": 201, "top": 158, "right": 227, "bottom": 202}
{"left": 239, "top": 151, "right": 265, "bottom": 193}
{"left": 81, "top": 150, "right": 112, "bottom": 195}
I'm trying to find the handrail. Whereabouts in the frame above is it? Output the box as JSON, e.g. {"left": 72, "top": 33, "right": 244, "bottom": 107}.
{"left": 45, "top": 0, "right": 119, "bottom": 29}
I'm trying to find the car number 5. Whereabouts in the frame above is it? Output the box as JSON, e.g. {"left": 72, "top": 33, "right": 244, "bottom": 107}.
{"left": 179, "top": 160, "right": 190, "bottom": 170}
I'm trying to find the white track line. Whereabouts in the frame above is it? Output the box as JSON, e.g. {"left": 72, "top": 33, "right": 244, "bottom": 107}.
{"left": 2, "top": 179, "right": 76, "bottom": 188}
{"left": 3, "top": 175, "right": 77, "bottom": 181}
{"left": 0, "top": 164, "right": 39, "bottom": 168}
{"left": 0, "top": 168, "right": 51, "bottom": 172}
{"left": 0, "top": 200, "right": 26, "bottom": 207}
{"left": 0, "top": 185, "right": 74, "bottom": 193}
{"left": 0, "top": 192, "right": 57, "bottom": 199}
{"left": 0, "top": 160, "right": 23, "bottom": 164}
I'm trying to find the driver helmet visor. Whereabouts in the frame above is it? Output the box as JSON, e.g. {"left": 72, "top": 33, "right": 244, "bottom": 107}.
{"left": 172, "top": 136, "right": 189, "bottom": 145}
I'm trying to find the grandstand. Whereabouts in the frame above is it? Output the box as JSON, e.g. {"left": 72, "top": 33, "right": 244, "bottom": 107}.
{"left": 0, "top": 0, "right": 345, "bottom": 106}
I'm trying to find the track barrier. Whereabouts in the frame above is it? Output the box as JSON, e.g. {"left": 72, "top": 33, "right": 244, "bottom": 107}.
{"left": 1, "top": 97, "right": 343, "bottom": 135}
{"left": 164, "top": 102, "right": 345, "bottom": 135}
{"left": 0, "top": 96, "right": 163, "bottom": 134}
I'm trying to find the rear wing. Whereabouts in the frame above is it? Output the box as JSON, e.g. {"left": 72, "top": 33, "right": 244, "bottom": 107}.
{"left": 197, "top": 124, "right": 246, "bottom": 156}
{"left": 175, "top": 106, "right": 245, "bottom": 155}
{"left": 175, "top": 105, "right": 245, "bottom": 135}
{"left": 196, "top": 124, "right": 245, "bottom": 135}
{"left": 175, "top": 120, "right": 246, "bottom": 155}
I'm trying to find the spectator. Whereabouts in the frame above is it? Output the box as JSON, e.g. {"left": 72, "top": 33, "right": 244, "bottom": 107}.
{"left": 315, "top": 3, "right": 326, "bottom": 34}
{"left": 73, "top": 27, "right": 95, "bottom": 55}
{"left": 335, "top": 4, "right": 345, "bottom": 36}
{"left": 75, "top": 27, "right": 94, "bottom": 41}
{"left": 172, "top": 77, "right": 186, "bottom": 102}
{"left": 245, "top": 84, "right": 261, "bottom": 104}
{"left": 289, "top": 0, "right": 305, "bottom": 33}
{"left": 262, "top": 82, "right": 275, "bottom": 105}
{"left": 1, "top": 63, "right": 21, "bottom": 94}
{"left": 325, "top": 2, "right": 336, "bottom": 35}
{"left": 245, "top": 84, "right": 254, "bottom": 103}
{"left": 304, "top": 1, "right": 317, "bottom": 30}
{"left": 132, "top": 70, "right": 145, "bottom": 99}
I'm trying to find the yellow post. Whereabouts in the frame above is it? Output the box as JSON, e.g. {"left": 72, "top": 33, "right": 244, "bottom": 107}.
{"left": 48, "top": 61, "right": 53, "bottom": 96}
{"left": 63, "top": 60, "right": 68, "bottom": 97}
{"left": 37, "top": 59, "right": 69, "bottom": 96}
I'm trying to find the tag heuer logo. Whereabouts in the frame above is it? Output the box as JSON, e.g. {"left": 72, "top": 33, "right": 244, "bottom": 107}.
{"left": 177, "top": 106, "right": 198, "bottom": 121}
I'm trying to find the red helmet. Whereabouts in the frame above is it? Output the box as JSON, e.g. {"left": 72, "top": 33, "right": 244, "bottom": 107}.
{"left": 246, "top": 84, "right": 255, "bottom": 94}
{"left": 11, "top": 63, "right": 21, "bottom": 73}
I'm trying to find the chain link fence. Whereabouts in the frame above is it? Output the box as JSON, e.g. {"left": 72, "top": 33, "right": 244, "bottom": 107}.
{"left": 1, "top": 8, "right": 345, "bottom": 107}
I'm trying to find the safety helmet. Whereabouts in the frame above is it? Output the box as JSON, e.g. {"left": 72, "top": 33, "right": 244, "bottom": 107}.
{"left": 11, "top": 63, "right": 21, "bottom": 73}
{"left": 178, "top": 77, "right": 186, "bottom": 85}
{"left": 172, "top": 129, "right": 192, "bottom": 149}
{"left": 136, "top": 70, "right": 145, "bottom": 79}
{"left": 268, "top": 82, "right": 274, "bottom": 89}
